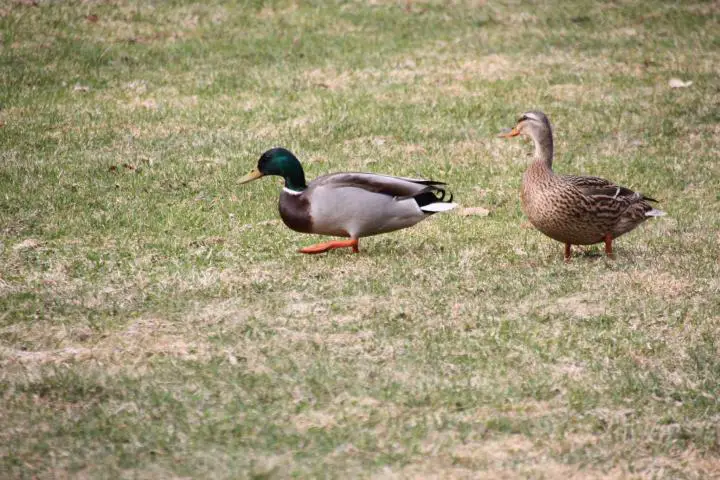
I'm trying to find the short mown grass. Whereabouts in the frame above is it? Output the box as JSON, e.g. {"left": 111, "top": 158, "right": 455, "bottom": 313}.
{"left": 1, "top": 0, "right": 719, "bottom": 478}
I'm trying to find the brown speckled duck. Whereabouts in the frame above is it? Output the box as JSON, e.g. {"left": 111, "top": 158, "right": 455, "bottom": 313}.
{"left": 239, "top": 148, "right": 457, "bottom": 254}
{"left": 500, "top": 111, "right": 665, "bottom": 261}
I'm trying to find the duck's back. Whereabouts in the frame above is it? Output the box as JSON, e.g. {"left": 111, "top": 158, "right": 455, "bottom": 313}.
{"left": 307, "top": 173, "right": 434, "bottom": 238}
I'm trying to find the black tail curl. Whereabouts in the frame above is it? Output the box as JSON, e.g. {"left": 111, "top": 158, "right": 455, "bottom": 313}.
{"left": 413, "top": 186, "right": 454, "bottom": 209}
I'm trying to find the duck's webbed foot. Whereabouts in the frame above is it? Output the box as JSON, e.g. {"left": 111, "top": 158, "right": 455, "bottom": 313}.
{"left": 298, "top": 238, "right": 359, "bottom": 254}
{"left": 604, "top": 233, "right": 614, "bottom": 259}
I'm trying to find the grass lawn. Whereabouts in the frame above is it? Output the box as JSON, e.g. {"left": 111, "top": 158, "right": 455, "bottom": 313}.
{"left": 1, "top": 0, "right": 719, "bottom": 478}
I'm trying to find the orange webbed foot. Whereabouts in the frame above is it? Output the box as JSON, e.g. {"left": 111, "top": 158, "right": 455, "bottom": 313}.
{"left": 604, "top": 233, "right": 615, "bottom": 259}
{"left": 298, "top": 239, "right": 359, "bottom": 255}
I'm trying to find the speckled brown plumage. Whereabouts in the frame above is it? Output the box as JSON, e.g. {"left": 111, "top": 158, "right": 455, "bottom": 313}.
{"left": 502, "top": 111, "right": 665, "bottom": 260}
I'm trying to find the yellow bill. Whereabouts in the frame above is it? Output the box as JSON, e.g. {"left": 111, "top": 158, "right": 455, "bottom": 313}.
{"left": 239, "top": 168, "right": 264, "bottom": 184}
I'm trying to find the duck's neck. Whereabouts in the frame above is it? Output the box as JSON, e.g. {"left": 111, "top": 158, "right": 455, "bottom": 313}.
{"left": 530, "top": 131, "right": 554, "bottom": 171}
{"left": 281, "top": 162, "right": 308, "bottom": 192}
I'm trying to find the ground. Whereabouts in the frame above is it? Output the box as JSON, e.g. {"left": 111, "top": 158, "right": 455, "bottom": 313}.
{"left": 1, "top": 0, "right": 719, "bottom": 478}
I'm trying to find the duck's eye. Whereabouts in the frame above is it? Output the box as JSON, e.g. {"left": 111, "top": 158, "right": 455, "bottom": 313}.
{"left": 518, "top": 115, "right": 529, "bottom": 123}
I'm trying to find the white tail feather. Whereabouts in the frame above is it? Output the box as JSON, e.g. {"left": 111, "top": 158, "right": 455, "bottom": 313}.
{"left": 421, "top": 202, "right": 458, "bottom": 213}
{"left": 646, "top": 208, "right": 667, "bottom": 217}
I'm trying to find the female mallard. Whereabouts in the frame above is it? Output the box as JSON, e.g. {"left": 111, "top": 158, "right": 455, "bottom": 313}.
{"left": 239, "top": 147, "right": 457, "bottom": 254}
{"left": 499, "top": 111, "right": 665, "bottom": 261}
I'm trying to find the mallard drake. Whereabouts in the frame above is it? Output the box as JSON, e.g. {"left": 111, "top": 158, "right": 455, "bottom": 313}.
{"left": 239, "top": 147, "right": 457, "bottom": 254}
{"left": 499, "top": 111, "right": 665, "bottom": 261}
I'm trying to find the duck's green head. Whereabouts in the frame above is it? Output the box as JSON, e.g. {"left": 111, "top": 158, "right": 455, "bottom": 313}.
{"left": 239, "top": 147, "right": 307, "bottom": 192}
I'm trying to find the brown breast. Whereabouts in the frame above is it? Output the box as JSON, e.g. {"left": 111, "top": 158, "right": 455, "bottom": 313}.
{"left": 521, "top": 166, "right": 612, "bottom": 245}
{"left": 279, "top": 191, "right": 313, "bottom": 234}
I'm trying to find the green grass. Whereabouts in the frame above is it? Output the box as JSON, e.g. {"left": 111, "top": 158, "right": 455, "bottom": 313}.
{"left": 1, "top": 0, "right": 719, "bottom": 478}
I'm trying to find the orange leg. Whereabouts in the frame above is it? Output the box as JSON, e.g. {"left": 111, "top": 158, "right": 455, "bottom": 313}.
{"left": 604, "top": 233, "right": 614, "bottom": 258}
{"left": 298, "top": 238, "right": 359, "bottom": 255}
{"left": 564, "top": 243, "right": 572, "bottom": 263}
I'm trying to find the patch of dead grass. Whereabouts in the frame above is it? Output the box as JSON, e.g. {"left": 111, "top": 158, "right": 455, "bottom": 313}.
{"left": 451, "top": 436, "right": 536, "bottom": 466}
{"left": 290, "top": 393, "right": 404, "bottom": 437}
{"left": 602, "top": 269, "right": 691, "bottom": 300}
{"left": 0, "top": 317, "right": 213, "bottom": 374}
{"left": 552, "top": 358, "right": 588, "bottom": 381}
{"left": 292, "top": 409, "right": 338, "bottom": 433}
{"left": 301, "top": 53, "right": 519, "bottom": 93}
{"left": 385, "top": 425, "right": 720, "bottom": 479}
{"left": 380, "top": 431, "right": 626, "bottom": 480}
{"left": 512, "top": 292, "right": 606, "bottom": 320}
{"left": 11, "top": 238, "right": 42, "bottom": 251}
{"left": 510, "top": 267, "right": 696, "bottom": 323}
{"left": 256, "top": 3, "right": 299, "bottom": 19}
{"left": 87, "top": 4, "right": 222, "bottom": 45}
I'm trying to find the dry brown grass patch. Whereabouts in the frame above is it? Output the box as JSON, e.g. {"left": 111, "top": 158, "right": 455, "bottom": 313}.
{"left": 602, "top": 269, "right": 693, "bottom": 302}
{"left": 256, "top": 3, "right": 299, "bottom": 19}
{"left": 383, "top": 432, "right": 622, "bottom": 480}
{"left": 0, "top": 317, "right": 214, "bottom": 375}
{"left": 512, "top": 292, "right": 606, "bottom": 320}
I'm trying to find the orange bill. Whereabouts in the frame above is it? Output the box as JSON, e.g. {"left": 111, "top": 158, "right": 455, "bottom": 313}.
{"left": 498, "top": 127, "right": 520, "bottom": 138}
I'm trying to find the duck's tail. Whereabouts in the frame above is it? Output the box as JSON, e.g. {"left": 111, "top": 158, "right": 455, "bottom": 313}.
{"left": 645, "top": 208, "right": 667, "bottom": 217}
{"left": 421, "top": 202, "right": 458, "bottom": 213}
{"left": 415, "top": 187, "right": 458, "bottom": 214}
